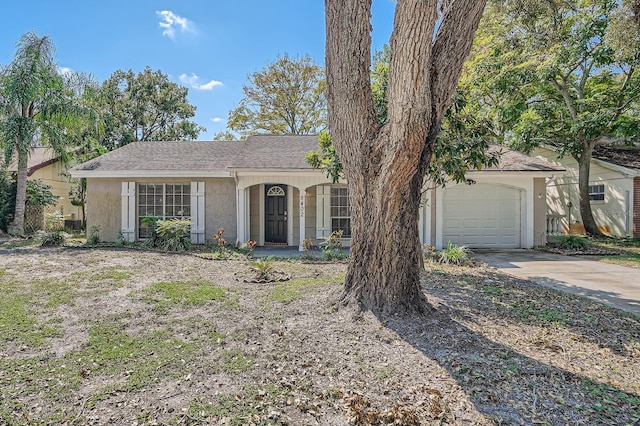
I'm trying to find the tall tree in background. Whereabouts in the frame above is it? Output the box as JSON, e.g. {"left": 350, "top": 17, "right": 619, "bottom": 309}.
{"left": 469, "top": 0, "right": 640, "bottom": 236}
{"left": 308, "top": 44, "right": 499, "bottom": 186}
{"left": 325, "top": 0, "right": 487, "bottom": 315}
{"left": 228, "top": 54, "right": 326, "bottom": 138}
{"left": 85, "top": 67, "right": 205, "bottom": 150}
{"left": 0, "top": 32, "right": 85, "bottom": 236}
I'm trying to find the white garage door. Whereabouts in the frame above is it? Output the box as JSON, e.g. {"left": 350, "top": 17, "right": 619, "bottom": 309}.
{"left": 442, "top": 183, "right": 521, "bottom": 248}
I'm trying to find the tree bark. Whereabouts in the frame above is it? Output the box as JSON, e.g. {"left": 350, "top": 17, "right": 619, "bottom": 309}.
{"left": 9, "top": 150, "right": 28, "bottom": 236}
{"left": 577, "top": 144, "right": 603, "bottom": 237}
{"left": 325, "top": 0, "right": 487, "bottom": 316}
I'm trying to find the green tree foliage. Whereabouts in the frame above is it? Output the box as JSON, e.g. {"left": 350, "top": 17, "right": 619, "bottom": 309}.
{"left": 228, "top": 54, "right": 326, "bottom": 138}
{"left": 25, "top": 179, "right": 58, "bottom": 206}
{"left": 0, "top": 32, "right": 86, "bottom": 236}
{"left": 308, "top": 45, "right": 500, "bottom": 186}
{"left": 212, "top": 130, "right": 239, "bottom": 141}
{"left": 84, "top": 67, "right": 205, "bottom": 150}
{"left": 468, "top": 0, "right": 640, "bottom": 235}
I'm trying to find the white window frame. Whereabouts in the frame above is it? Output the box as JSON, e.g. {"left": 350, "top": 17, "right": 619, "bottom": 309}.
{"left": 330, "top": 186, "right": 351, "bottom": 238}
{"left": 137, "top": 183, "right": 191, "bottom": 239}
{"left": 588, "top": 184, "right": 605, "bottom": 203}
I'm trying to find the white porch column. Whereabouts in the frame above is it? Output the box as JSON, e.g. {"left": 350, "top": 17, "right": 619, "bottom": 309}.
{"left": 236, "top": 187, "right": 247, "bottom": 245}
{"left": 435, "top": 186, "right": 444, "bottom": 250}
{"left": 299, "top": 187, "right": 307, "bottom": 251}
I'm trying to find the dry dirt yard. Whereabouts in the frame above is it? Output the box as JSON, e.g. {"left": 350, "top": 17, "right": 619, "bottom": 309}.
{"left": 0, "top": 246, "right": 638, "bottom": 425}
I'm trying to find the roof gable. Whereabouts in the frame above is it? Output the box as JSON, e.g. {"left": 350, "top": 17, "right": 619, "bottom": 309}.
{"left": 3, "top": 147, "right": 60, "bottom": 175}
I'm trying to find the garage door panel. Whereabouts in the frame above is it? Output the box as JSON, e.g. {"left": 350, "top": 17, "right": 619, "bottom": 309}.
{"left": 443, "top": 183, "right": 521, "bottom": 248}
{"left": 482, "top": 219, "right": 498, "bottom": 229}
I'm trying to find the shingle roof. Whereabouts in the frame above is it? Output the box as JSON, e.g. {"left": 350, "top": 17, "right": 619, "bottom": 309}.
{"left": 593, "top": 143, "right": 640, "bottom": 170}
{"left": 482, "top": 145, "right": 564, "bottom": 172}
{"left": 73, "top": 141, "right": 245, "bottom": 173}
{"left": 71, "top": 135, "right": 561, "bottom": 175}
{"left": 3, "top": 147, "right": 59, "bottom": 175}
{"left": 229, "top": 135, "right": 319, "bottom": 169}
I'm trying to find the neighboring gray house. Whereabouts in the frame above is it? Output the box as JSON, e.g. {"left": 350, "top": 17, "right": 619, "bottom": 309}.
{"left": 70, "top": 135, "right": 562, "bottom": 250}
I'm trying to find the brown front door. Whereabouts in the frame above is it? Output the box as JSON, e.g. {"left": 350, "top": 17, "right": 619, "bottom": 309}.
{"left": 265, "top": 185, "right": 287, "bottom": 243}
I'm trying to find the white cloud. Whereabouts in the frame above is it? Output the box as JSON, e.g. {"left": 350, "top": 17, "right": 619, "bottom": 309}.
{"left": 58, "top": 67, "right": 74, "bottom": 76}
{"left": 179, "top": 73, "right": 223, "bottom": 90}
{"left": 210, "top": 117, "right": 223, "bottom": 123}
{"left": 157, "top": 10, "right": 193, "bottom": 39}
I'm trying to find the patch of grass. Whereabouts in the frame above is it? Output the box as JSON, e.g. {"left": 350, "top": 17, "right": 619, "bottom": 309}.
{"left": 88, "top": 267, "right": 132, "bottom": 286}
{"left": 481, "top": 284, "right": 505, "bottom": 295}
{"left": 510, "top": 301, "right": 569, "bottom": 324}
{"left": 598, "top": 254, "right": 640, "bottom": 268}
{"left": 179, "top": 385, "right": 288, "bottom": 425}
{"left": 76, "top": 322, "right": 196, "bottom": 391}
{"left": 557, "top": 235, "right": 592, "bottom": 250}
{"left": 0, "top": 292, "right": 62, "bottom": 346}
{"left": 182, "top": 316, "right": 225, "bottom": 347}
{"left": 429, "top": 268, "right": 448, "bottom": 276}
{"left": 0, "top": 356, "right": 76, "bottom": 403}
{"left": 269, "top": 277, "right": 329, "bottom": 303}
{"left": 582, "top": 381, "right": 640, "bottom": 418}
{"left": 32, "top": 278, "right": 76, "bottom": 308}
{"left": 140, "top": 280, "right": 227, "bottom": 314}
{"left": 0, "top": 320, "right": 198, "bottom": 410}
{"left": 218, "top": 348, "right": 255, "bottom": 374}
{"left": 0, "top": 238, "right": 40, "bottom": 249}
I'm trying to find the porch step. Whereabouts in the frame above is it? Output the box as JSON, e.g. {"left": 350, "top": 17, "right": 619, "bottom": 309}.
{"left": 263, "top": 242, "right": 288, "bottom": 247}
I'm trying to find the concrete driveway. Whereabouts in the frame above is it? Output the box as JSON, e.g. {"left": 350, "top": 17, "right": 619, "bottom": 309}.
{"left": 472, "top": 249, "right": 640, "bottom": 317}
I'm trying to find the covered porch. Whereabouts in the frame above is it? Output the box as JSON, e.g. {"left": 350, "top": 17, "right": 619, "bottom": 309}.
{"left": 233, "top": 171, "right": 340, "bottom": 251}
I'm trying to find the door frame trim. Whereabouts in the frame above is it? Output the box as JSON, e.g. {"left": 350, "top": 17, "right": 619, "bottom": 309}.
{"left": 264, "top": 184, "right": 289, "bottom": 244}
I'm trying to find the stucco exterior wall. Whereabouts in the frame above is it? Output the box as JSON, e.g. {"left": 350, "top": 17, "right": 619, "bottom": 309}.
{"left": 533, "top": 147, "right": 634, "bottom": 237}
{"left": 204, "top": 178, "right": 237, "bottom": 243}
{"left": 86, "top": 177, "right": 236, "bottom": 243}
{"left": 30, "top": 161, "right": 82, "bottom": 220}
{"left": 86, "top": 178, "right": 122, "bottom": 242}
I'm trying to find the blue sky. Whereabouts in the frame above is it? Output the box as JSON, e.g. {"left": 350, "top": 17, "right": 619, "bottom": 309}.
{"left": 0, "top": 1, "right": 396, "bottom": 139}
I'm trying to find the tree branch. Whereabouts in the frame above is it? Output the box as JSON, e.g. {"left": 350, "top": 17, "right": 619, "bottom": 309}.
{"left": 430, "top": 0, "right": 488, "bottom": 128}
{"left": 325, "top": 0, "right": 379, "bottom": 167}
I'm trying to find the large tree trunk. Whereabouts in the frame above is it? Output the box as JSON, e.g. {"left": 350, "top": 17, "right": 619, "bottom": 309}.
{"left": 9, "top": 151, "right": 28, "bottom": 236}
{"left": 576, "top": 145, "right": 603, "bottom": 237}
{"left": 343, "top": 147, "right": 432, "bottom": 316}
{"left": 325, "top": 0, "right": 487, "bottom": 316}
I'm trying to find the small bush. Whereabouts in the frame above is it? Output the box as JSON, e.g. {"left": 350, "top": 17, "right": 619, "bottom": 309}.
{"left": 301, "top": 237, "right": 315, "bottom": 259}
{"left": 237, "top": 240, "right": 257, "bottom": 257}
{"left": 320, "top": 230, "right": 347, "bottom": 260}
{"left": 155, "top": 219, "right": 191, "bottom": 252}
{"left": 436, "top": 242, "right": 471, "bottom": 266}
{"left": 249, "top": 256, "right": 276, "bottom": 280}
{"left": 37, "top": 230, "right": 70, "bottom": 247}
{"left": 44, "top": 211, "right": 64, "bottom": 232}
{"left": 213, "top": 228, "right": 226, "bottom": 253}
{"left": 141, "top": 215, "right": 161, "bottom": 248}
{"left": 557, "top": 235, "right": 592, "bottom": 250}
{"left": 87, "top": 226, "right": 101, "bottom": 246}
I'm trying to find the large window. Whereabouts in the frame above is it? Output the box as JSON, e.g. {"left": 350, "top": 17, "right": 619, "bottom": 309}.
{"left": 330, "top": 186, "right": 351, "bottom": 237}
{"left": 588, "top": 184, "right": 605, "bottom": 202}
{"left": 138, "top": 183, "right": 190, "bottom": 238}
